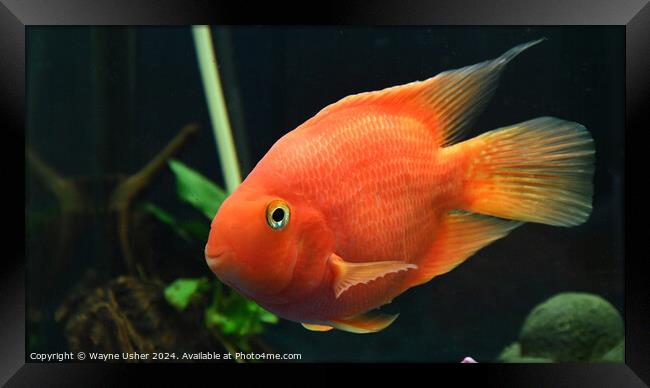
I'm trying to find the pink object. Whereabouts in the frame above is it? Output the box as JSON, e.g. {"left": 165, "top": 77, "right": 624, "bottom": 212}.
{"left": 461, "top": 357, "right": 478, "bottom": 363}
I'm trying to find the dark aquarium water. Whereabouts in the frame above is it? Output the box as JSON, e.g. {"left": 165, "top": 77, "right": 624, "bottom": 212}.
{"left": 26, "top": 26, "right": 624, "bottom": 363}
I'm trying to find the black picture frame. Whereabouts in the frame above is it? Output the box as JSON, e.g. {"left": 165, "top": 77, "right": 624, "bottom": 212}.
{"left": 2, "top": 0, "right": 648, "bottom": 386}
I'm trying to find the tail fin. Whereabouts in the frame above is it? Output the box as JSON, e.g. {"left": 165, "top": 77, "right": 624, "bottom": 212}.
{"left": 459, "top": 117, "right": 595, "bottom": 226}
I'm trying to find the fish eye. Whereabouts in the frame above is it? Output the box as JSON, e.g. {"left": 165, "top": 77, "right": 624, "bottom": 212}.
{"left": 266, "top": 200, "right": 290, "bottom": 230}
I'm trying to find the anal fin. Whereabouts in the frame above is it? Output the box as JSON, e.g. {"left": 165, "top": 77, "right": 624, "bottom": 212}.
{"left": 411, "top": 211, "right": 522, "bottom": 287}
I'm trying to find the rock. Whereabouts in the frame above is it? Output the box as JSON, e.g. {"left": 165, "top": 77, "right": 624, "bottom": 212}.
{"left": 519, "top": 292, "right": 623, "bottom": 362}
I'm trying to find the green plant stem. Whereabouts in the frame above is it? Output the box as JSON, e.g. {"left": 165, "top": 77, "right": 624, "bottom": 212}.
{"left": 211, "top": 330, "right": 244, "bottom": 364}
{"left": 192, "top": 25, "right": 242, "bottom": 193}
{"left": 209, "top": 282, "right": 244, "bottom": 363}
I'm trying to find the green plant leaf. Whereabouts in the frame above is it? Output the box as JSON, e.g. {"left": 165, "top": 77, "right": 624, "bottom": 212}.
{"left": 139, "top": 202, "right": 192, "bottom": 242}
{"left": 259, "top": 308, "right": 279, "bottom": 324}
{"left": 164, "top": 278, "right": 211, "bottom": 311}
{"left": 179, "top": 219, "right": 211, "bottom": 241}
{"left": 204, "top": 286, "right": 278, "bottom": 338}
{"left": 139, "top": 202, "right": 211, "bottom": 243}
{"left": 168, "top": 159, "right": 228, "bottom": 220}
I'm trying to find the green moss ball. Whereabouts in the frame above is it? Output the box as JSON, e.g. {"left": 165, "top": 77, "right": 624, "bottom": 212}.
{"left": 519, "top": 292, "right": 623, "bottom": 362}
{"left": 600, "top": 340, "right": 624, "bottom": 363}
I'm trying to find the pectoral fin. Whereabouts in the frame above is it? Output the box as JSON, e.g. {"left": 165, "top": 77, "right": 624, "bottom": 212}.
{"left": 301, "top": 323, "right": 334, "bottom": 332}
{"left": 328, "top": 311, "right": 400, "bottom": 334}
{"left": 329, "top": 253, "right": 417, "bottom": 298}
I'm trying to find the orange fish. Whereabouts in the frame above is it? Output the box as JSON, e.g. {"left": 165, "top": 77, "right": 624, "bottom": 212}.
{"left": 205, "top": 39, "right": 595, "bottom": 334}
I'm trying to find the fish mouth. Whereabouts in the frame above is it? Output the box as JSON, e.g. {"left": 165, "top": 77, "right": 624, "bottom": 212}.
{"left": 204, "top": 246, "right": 231, "bottom": 272}
{"left": 203, "top": 245, "right": 291, "bottom": 306}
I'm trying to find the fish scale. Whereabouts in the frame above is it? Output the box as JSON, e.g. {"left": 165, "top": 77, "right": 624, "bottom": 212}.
{"left": 295, "top": 109, "right": 444, "bottom": 260}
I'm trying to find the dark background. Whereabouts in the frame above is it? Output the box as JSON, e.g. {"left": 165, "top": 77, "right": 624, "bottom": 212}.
{"left": 26, "top": 26, "right": 624, "bottom": 362}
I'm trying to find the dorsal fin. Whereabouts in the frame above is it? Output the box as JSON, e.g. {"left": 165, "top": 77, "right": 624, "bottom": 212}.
{"left": 303, "top": 39, "right": 545, "bottom": 147}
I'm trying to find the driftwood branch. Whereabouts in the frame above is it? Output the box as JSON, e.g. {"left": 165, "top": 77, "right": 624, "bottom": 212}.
{"left": 26, "top": 145, "right": 87, "bottom": 213}
{"left": 28, "top": 123, "right": 200, "bottom": 279}
{"left": 109, "top": 123, "right": 200, "bottom": 276}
